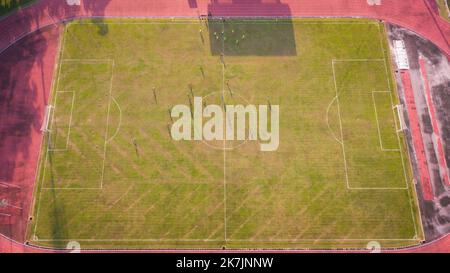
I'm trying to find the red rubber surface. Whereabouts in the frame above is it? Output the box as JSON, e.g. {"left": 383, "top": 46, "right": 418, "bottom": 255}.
{"left": 0, "top": 25, "right": 60, "bottom": 242}
{"left": 400, "top": 71, "right": 434, "bottom": 201}
{"left": 0, "top": 0, "right": 449, "bottom": 56}
{"left": 2, "top": 231, "right": 450, "bottom": 253}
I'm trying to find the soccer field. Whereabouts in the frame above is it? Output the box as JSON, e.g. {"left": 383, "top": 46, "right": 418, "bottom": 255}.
{"left": 30, "top": 18, "right": 423, "bottom": 249}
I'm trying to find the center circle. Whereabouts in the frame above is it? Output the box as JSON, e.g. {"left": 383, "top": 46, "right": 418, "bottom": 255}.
{"left": 199, "top": 91, "right": 253, "bottom": 151}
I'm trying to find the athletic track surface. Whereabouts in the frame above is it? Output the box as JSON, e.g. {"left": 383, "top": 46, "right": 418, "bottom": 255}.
{"left": 0, "top": 0, "right": 449, "bottom": 253}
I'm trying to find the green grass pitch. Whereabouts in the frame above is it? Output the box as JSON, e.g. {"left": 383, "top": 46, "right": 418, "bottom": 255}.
{"left": 29, "top": 18, "right": 423, "bottom": 249}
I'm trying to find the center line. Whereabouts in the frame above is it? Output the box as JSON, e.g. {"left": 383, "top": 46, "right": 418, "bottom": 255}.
{"left": 221, "top": 20, "right": 228, "bottom": 243}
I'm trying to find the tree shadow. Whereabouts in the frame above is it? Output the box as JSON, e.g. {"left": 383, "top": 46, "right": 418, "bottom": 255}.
{"left": 0, "top": 26, "right": 54, "bottom": 242}
{"left": 0, "top": 0, "right": 112, "bottom": 243}
{"left": 0, "top": 0, "right": 34, "bottom": 17}
{"left": 82, "top": 0, "right": 110, "bottom": 35}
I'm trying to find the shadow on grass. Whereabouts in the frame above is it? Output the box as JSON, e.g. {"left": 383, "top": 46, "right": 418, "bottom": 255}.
{"left": 207, "top": 18, "right": 297, "bottom": 56}
{"left": 46, "top": 151, "right": 69, "bottom": 248}
{"left": 0, "top": 0, "right": 112, "bottom": 243}
{"left": 82, "top": 1, "right": 110, "bottom": 35}
{"left": 0, "top": 0, "right": 34, "bottom": 17}
{"left": 206, "top": 0, "right": 296, "bottom": 56}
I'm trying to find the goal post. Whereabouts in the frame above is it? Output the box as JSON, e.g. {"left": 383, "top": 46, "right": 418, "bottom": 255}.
{"left": 41, "top": 105, "right": 54, "bottom": 133}
{"left": 393, "top": 104, "right": 406, "bottom": 132}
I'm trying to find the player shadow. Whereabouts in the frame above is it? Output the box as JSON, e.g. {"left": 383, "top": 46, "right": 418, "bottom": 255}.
{"left": 205, "top": 0, "right": 297, "bottom": 56}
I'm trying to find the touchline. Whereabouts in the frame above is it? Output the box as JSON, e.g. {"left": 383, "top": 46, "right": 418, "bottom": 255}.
{"left": 170, "top": 96, "right": 280, "bottom": 151}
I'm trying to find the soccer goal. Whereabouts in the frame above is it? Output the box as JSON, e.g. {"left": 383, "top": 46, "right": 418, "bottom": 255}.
{"left": 40, "top": 105, "right": 54, "bottom": 133}
{"left": 393, "top": 104, "right": 406, "bottom": 132}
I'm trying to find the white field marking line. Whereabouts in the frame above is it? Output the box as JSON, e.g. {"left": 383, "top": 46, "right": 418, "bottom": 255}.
{"left": 33, "top": 25, "right": 69, "bottom": 237}
{"left": 106, "top": 97, "right": 122, "bottom": 143}
{"left": 54, "top": 27, "right": 68, "bottom": 92}
{"left": 100, "top": 59, "right": 115, "bottom": 189}
{"left": 46, "top": 91, "right": 75, "bottom": 152}
{"left": 65, "top": 91, "right": 76, "bottom": 150}
{"left": 332, "top": 60, "right": 408, "bottom": 190}
{"left": 0, "top": 19, "right": 379, "bottom": 61}
{"left": 325, "top": 95, "right": 343, "bottom": 145}
{"left": 331, "top": 60, "right": 350, "bottom": 190}
{"left": 371, "top": 91, "right": 401, "bottom": 152}
{"left": 221, "top": 21, "right": 227, "bottom": 243}
{"left": 34, "top": 21, "right": 418, "bottom": 244}
{"left": 388, "top": 71, "right": 410, "bottom": 190}
{"left": 30, "top": 33, "right": 366, "bottom": 243}
{"left": 34, "top": 60, "right": 114, "bottom": 237}
{"left": 389, "top": 88, "right": 420, "bottom": 237}
{"left": 392, "top": 105, "right": 403, "bottom": 132}
{"left": 377, "top": 23, "right": 420, "bottom": 239}
{"left": 348, "top": 186, "right": 408, "bottom": 190}
{"left": 376, "top": 23, "right": 409, "bottom": 188}
{"left": 377, "top": 23, "right": 410, "bottom": 191}
{"left": 32, "top": 238, "right": 224, "bottom": 242}
{"left": 377, "top": 23, "right": 393, "bottom": 91}
{"left": 217, "top": 238, "right": 420, "bottom": 242}
{"left": 372, "top": 91, "right": 388, "bottom": 151}
{"left": 61, "top": 59, "right": 114, "bottom": 62}
{"left": 70, "top": 21, "right": 381, "bottom": 26}
{"left": 332, "top": 59, "right": 385, "bottom": 62}
{"left": 387, "top": 71, "right": 419, "bottom": 235}
{"left": 30, "top": 237, "right": 420, "bottom": 242}
{"left": 41, "top": 59, "right": 113, "bottom": 191}
{"left": 41, "top": 187, "right": 105, "bottom": 190}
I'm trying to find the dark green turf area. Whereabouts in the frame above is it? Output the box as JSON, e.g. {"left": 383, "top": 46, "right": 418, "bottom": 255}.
{"left": 29, "top": 18, "right": 423, "bottom": 249}
{"left": 0, "top": 0, "right": 34, "bottom": 16}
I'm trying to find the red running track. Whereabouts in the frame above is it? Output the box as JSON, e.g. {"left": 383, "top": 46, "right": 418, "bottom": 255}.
{"left": 419, "top": 58, "right": 450, "bottom": 186}
{"left": 0, "top": 25, "right": 60, "bottom": 243}
{"left": 0, "top": 0, "right": 449, "bottom": 252}
{"left": 400, "top": 71, "right": 434, "bottom": 201}
{"left": 2, "top": 231, "right": 450, "bottom": 253}
{"left": 0, "top": 0, "right": 449, "bottom": 56}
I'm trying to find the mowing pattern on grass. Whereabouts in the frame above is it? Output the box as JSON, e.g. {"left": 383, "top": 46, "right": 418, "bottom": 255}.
{"left": 31, "top": 19, "right": 423, "bottom": 249}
